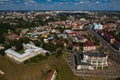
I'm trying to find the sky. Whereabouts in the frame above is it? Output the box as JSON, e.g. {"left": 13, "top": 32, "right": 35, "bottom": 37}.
{"left": 0, "top": 0, "right": 119, "bottom": 11}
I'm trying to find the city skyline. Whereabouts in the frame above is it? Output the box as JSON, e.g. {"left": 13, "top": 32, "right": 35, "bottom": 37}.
{"left": 0, "top": 0, "right": 120, "bottom": 11}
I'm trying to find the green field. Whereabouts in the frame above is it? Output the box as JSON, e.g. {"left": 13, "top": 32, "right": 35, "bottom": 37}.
{"left": 0, "top": 55, "right": 115, "bottom": 80}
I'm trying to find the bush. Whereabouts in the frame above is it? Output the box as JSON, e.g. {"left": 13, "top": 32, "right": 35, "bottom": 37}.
{"left": 24, "top": 54, "right": 46, "bottom": 64}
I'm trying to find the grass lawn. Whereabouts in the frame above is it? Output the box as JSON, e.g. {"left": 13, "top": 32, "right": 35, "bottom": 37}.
{"left": 17, "top": 50, "right": 24, "bottom": 54}
{"left": 0, "top": 55, "right": 82, "bottom": 80}
{"left": 0, "top": 55, "right": 113, "bottom": 80}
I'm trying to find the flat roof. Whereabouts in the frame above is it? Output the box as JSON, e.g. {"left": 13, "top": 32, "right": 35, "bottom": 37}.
{"left": 75, "top": 53, "right": 90, "bottom": 65}
{"left": 84, "top": 51, "right": 107, "bottom": 57}
{"left": 5, "top": 44, "right": 43, "bottom": 59}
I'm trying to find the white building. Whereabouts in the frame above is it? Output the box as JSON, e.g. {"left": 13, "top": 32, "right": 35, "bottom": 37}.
{"left": 75, "top": 53, "right": 94, "bottom": 70}
{"left": 0, "top": 45, "right": 4, "bottom": 50}
{"left": 5, "top": 43, "right": 49, "bottom": 63}
{"left": 93, "top": 23, "right": 103, "bottom": 30}
{"left": 75, "top": 51, "right": 108, "bottom": 70}
{"left": 83, "top": 41, "right": 96, "bottom": 52}
{"left": 82, "top": 51, "right": 108, "bottom": 69}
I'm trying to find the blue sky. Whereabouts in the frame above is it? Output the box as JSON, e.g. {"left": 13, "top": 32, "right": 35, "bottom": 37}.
{"left": 0, "top": 0, "right": 119, "bottom": 10}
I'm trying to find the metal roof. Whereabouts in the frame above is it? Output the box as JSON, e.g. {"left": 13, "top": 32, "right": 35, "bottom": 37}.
{"left": 5, "top": 44, "right": 44, "bottom": 59}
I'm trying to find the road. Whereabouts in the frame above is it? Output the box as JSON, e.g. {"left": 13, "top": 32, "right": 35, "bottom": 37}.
{"left": 63, "top": 51, "right": 120, "bottom": 78}
{"left": 87, "top": 27, "right": 120, "bottom": 64}
{"left": 63, "top": 28, "right": 120, "bottom": 78}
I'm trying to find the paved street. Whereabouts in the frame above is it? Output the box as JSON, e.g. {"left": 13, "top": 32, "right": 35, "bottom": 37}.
{"left": 64, "top": 28, "right": 120, "bottom": 78}
{"left": 64, "top": 52, "right": 120, "bottom": 78}
{"left": 87, "top": 27, "right": 120, "bottom": 64}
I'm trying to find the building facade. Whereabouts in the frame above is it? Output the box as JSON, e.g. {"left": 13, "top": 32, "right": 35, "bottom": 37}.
{"left": 83, "top": 41, "right": 96, "bottom": 52}
{"left": 75, "top": 51, "right": 108, "bottom": 70}
{"left": 5, "top": 43, "right": 48, "bottom": 63}
{"left": 82, "top": 52, "right": 108, "bottom": 69}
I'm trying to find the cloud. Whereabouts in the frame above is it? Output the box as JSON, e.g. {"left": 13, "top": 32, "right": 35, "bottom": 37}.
{"left": 0, "top": 0, "right": 119, "bottom": 11}
{"left": 24, "top": 0, "right": 36, "bottom": 4}
{"left": 0, "top": 0, "right": 9, "bottom": 2}
{"left": 95, "top": 1, "right": 100, "bottom": 3}
{"left": 54, "top": 2, "right": 69, "bottom": 5}
{"left": 74, "top": 3, "right": 79, "bottom": 5}
{"left": 79, "top": 2, "right": 85, "bottom": 4}
{"left": 47, "top": 0, "right": 52, "bottom": 2}
{"left": 0, "top": 0, "right": 9, "bottom": 3}
{"left": 24, "top": 0, "right": 36, "bottom": 5}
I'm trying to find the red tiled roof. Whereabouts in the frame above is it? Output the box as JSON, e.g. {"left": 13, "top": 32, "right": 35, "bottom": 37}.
{"left": 103, "top": 32, "right": 114, "bottom": 39}
{"left": 114, "top": 40, "right": 120, "bottom": 45}
{"left": 68, "top": 44, "right": 79, "bottom": 47}
{"left": 68, "top": 32, "right": 77, "bottom": 34}
{"left": 52, "top": 39, "right": 65, "bottom": 43}
{"left": 83, "top": 41, "right": 95, "bottom": 47}
{"left": 45, "top": 70, "right": 56, "bottom": 80}
{"left": 76, "top": 34, "right": 85, "bottom": 39}
{"left": 97, "top": 30, "right": 103, "bottom": 33}
{"left": 7, "top": 33, "right": 20, "bottom": 39}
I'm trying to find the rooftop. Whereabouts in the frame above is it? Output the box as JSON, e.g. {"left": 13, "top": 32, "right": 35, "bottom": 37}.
{"left": 84, "top": 51, "right": 107, "bottom": 57}
{"left": 45, "top": 70, "right": 56, "bottom": 80}
{"left": 5, "top": 44, "right": 43, "bottom": 59}
{"left": 103, "top": 32, "right": 114, "bottom": 39}
{"left": 83, "top": 41, "right": 95, "bottom": 47}
{"left": 69, "top": 44, "right": 79, "bottom": 47}
{"left": 114, "top": 40, "right": 120, "bottom": 46}
{"left": 75, "top": 53, "right": 90, "bottom": 65}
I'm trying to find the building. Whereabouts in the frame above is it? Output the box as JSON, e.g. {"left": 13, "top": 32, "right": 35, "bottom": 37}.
{"left": 83, "top": 41, "right": 96, "bottom": 51}
{"left": 51, "top": 39, "right": 67, "bottom": 47}
{"left": 82, "top": 51, "right": 108, "bottom": 69}
{"left": 75, "top": 51, "right": 108, "bottom": 70}
{"left": 64, "top": 30, "right": 77, "bottom": 36}
{"left": 68, "top": 44, "right": 80, "bottom": 51}
{"left": 112, "top": 40, "right": 120, "bottom": 51}
{"left": 0, "top": 45, "right": 4, "bottom": 50}
{"left": 24, "top": 31, "right": 47, "bottom": 40}
{"left": 97, "top": 30, "right": 104, "bottom": 36}
{"left": 6, "top": 33, "right": 21, "bottom": 40}
{"left": 5, "top": 43, "right": 49, "bottom": 63}
{"left": 93, "top": 23, "right": 103, "bottom": 30}
{"left": 0, "top": 70, "right": 4, "bottom": 75}
{"left": 45, "top": 70, "right": 57, "bottom": 80}
{"left": 97, "top": 30, "right": 115, "bottom": 44}
{"left": 75, "top": 53, "right": 94, "bottom": 70}
{"left": 102, "top": 32, "right": 115, "bottom": 44}
{"left": 75, "top": 34, "right": 88, "bottom": 42}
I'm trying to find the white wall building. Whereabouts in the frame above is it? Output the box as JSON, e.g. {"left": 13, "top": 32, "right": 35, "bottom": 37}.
{"left": 93, "top": 23, "right": 103, "bottom": 30}
{"left": 5, "top": 43, "right": 49, "bottom": 63}
{"left": 75, "top": 53, "right": 94, "bottom": 70}
{"left": 0, "top": 45, "right": 4, "bottom": 50}
{"left": 75, "top": 51, "right": 108, "bottom": 70}
{"left": 82, "top": 52, "right": 108, "bottom": 69}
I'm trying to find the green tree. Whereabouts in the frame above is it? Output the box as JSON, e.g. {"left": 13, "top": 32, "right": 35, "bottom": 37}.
{"left": 0, "top": 49, "right": 5, "bottom": 56}
{"left": 15, "top": 40, "right": 23, "bottom": 51}
{"left": 55, "top": 49, "right": 63, "bottom": 58}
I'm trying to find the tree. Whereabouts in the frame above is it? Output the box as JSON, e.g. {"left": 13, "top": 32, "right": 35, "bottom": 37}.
{"left": 56, "top": 43, "right": 64, "bottom": 49}
{"left": 19, "top": 37, "right": 30, "bottom": 44}
{"left": 32, "top": 40, "right": 41, "bottom": 47}
{"left": 15, "top": 40, "right": 23, "bottom": 51}
{"left": 0, "top": 35, "right": 5, "bottom": 44}
{"left": 55, "top": 49, "right": 63, "bottom": 58}
{"left": 42, "top": 42, "right": 57, "bottom": 52}
{"left": 45, "top": 52, "right": 50, "bottom": 57}
{"left": 0, "top": 49, "right": 5, "bottom": 56}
